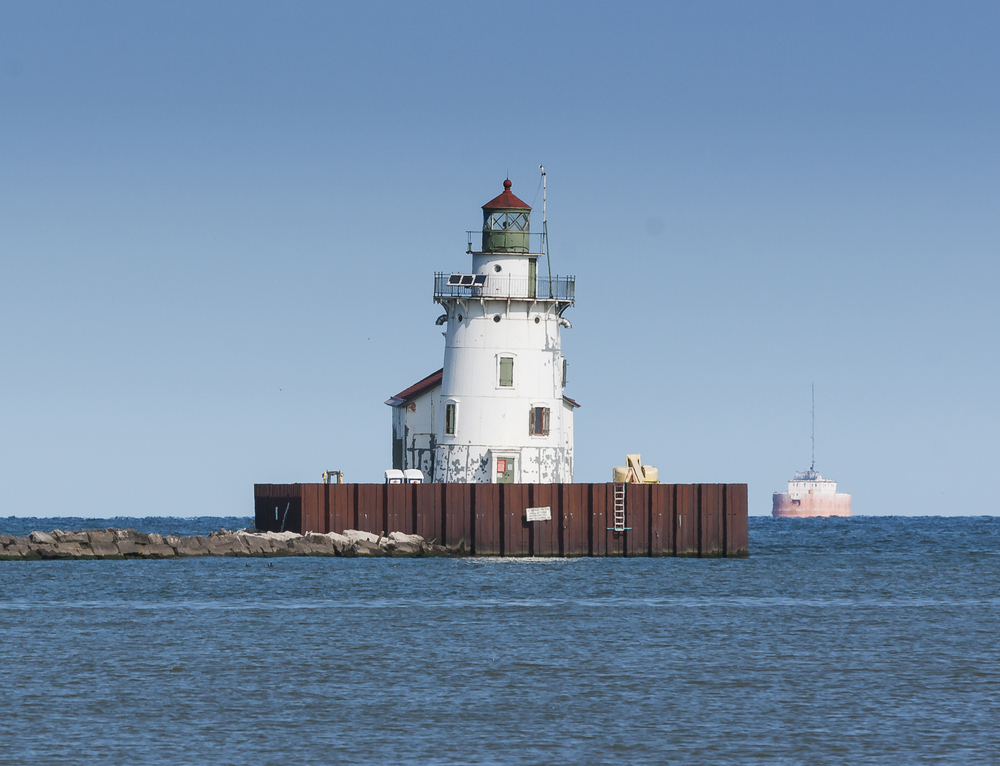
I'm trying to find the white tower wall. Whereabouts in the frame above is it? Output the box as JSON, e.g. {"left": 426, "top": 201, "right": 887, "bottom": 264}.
{"left": 427, "top": 179, "right": 576, "bottom": 484}
{"left": 433, "top": 294, "right": 572, "bottom": 483}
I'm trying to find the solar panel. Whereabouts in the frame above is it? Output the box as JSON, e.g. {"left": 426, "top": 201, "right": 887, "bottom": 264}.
{"left": 460, "top": 274, "right": 475, "bottom": 286}
{"left": 447, "top": 274, "right": 463, "bottom": 286}
{"left": 473, "top": 274, "right": 487, "bottom": 286}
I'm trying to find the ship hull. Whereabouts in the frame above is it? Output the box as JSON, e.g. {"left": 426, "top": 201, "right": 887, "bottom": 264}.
{"left": 772, "top": 492, "right": 851, "bottom": 518}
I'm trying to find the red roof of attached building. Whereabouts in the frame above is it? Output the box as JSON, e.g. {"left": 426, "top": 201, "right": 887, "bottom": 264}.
{"left": 563, "top": 395, "right": 581, "bottom": 409}
{"left": 385, "top": 369, "right": 443, "bottom": 407}
{"left": 482, "top": 179, "right": 531, "bottom": 211}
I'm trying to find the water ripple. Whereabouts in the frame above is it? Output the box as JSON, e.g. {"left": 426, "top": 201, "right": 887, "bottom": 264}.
{"left": 1, "top": 515, "right": 998, "bottom": 764}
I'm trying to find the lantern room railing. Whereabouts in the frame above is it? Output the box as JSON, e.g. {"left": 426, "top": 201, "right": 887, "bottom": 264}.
{"left": 466, "top": 231, "right": 547, "bottom": 254}
{"left": 434, "top": 272, "right": 575, "bottom": 303}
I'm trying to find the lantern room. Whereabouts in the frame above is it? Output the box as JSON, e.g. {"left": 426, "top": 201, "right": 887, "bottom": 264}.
{"left": 481, "top": 179, "right": 531, "bottom": 253}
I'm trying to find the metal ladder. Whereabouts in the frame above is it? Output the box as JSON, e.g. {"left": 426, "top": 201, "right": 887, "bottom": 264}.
{"left": 609, "top": 483, "right": 630, "bottom": 532}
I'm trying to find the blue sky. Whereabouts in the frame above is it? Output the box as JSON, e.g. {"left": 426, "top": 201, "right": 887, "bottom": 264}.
{"left": 2, "top": 1, "right": 997, "bottom": 517}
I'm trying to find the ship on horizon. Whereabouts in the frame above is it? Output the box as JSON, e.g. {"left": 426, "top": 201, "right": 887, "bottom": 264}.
{"left": 772, "top": 467, "right": 852, "bottom": 518}
{"left": 772, "top": 385, "right": 852, "bottom": 518}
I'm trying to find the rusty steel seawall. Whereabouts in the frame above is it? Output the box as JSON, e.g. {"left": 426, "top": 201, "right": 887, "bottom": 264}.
{"left": 253, "top": 483, "right": 749, "bottom": 558}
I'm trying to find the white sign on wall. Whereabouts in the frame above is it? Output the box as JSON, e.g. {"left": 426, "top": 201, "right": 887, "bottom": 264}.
{"left": 525, "top": 506, "right": 551, "bottom": 522}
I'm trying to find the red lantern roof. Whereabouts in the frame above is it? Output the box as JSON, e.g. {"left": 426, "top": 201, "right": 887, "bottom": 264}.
{"left": 482, "top": 179, "right": 531, "bottom": 211}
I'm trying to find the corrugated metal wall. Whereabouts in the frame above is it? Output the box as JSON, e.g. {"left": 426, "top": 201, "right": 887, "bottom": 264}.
{"left": 253, "top": 483, "right": 750, "bottom": 557}
{"left": 254, "top": 485, "right": 302, "bottom": 535}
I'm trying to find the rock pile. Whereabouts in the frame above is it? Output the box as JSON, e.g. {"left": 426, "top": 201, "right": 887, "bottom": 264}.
{"left": 0, "top": 528, "right": 450, "bottom": 560}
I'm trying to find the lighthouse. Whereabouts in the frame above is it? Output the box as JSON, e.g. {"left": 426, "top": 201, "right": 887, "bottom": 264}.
{"left": 386, "top": 178, "right": 578, "bottom": 483}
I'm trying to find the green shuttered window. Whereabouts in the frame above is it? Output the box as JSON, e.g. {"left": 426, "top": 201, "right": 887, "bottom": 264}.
{"left": 499, "top": 356, "right": 513, "bottom": 387}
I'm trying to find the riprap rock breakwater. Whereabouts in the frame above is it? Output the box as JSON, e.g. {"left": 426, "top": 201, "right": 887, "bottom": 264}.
{"left": 0, "top": 528, "right": 450, "bottom": 561}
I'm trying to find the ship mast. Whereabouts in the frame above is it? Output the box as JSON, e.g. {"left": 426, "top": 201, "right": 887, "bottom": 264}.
{"left": 811, "top": 383, "right": 815, "bottom": 472}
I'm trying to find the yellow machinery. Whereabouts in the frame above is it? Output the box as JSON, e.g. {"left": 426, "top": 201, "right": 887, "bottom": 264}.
{"left": 612, "top": 454, "right": 659, "bottom": 484}
{"left": 608, "top": 454, "right": 658, "bottom": 532}
{"left": 322, "top": 470, "right": 344, "bottom": 484}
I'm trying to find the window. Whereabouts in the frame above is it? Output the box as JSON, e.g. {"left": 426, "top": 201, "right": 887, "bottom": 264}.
{"left": 486, "top": 212, "right": 529, "bottom": 231}
{"left": 562, "top": 358, "right": 567, "bottom": 387}
{"left": 499, "top": 357, "right": 514, "bottom": 387}
{"left": 445, "top": 403, "right": 456, "bottom": 435}
{"left": 529, "top": 406, "right": 550, "bottom": 436}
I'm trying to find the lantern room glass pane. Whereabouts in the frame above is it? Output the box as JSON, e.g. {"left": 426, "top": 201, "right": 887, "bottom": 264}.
{"left": 485, "top": 212, "right": 529, "bottom": 231}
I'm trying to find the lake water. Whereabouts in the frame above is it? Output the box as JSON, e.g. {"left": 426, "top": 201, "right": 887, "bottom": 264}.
{"left": 2, "top": 516, "right": 998, "bottom": 764}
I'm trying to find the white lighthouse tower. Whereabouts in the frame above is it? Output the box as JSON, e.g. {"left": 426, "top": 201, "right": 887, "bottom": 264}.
{"left": 386, "top": 178, "right": 578, "bottom": 483}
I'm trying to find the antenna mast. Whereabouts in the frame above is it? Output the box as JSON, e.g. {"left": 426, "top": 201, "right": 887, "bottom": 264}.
{"left": 811, "top": 383, "right": 815, "bottom": 472}
{"left": 539, "top": 164, "right": 553, "bottom": 298}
